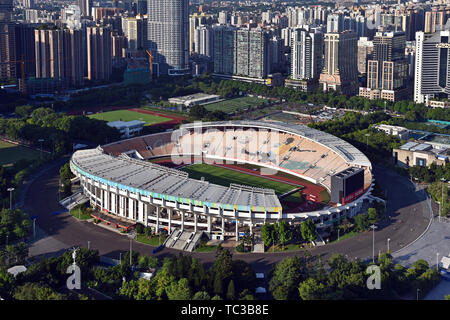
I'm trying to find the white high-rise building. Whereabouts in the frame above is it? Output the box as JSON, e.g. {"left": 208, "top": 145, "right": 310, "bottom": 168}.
{"left": 194, "top": 25, "right": 213, "bottom": 58}
{"left": 291, "top": 28, "right": 323, "bottom": 81}
{"left": 147, "top": 0, "right": 189, "bottom": 75}
{"left": 414, "top": 30, "right": 450, "bottom": 104}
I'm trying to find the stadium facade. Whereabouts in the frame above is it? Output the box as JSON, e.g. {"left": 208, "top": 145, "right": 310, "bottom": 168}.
{"left": 70, "top": 121, "right": 374, "bottom": 241}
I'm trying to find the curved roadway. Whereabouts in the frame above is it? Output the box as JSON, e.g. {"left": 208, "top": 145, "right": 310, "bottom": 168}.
{"left": 25, "top": 161, "right": 431, "bottom": 273}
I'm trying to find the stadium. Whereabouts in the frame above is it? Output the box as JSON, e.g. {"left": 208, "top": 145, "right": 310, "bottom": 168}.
{"left": 69, "top": 120, "right": 375, "bottom": 250}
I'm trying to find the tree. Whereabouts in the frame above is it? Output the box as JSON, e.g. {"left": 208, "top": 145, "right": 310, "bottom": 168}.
{"left": 368, "top": 208, "right": 378, "bottom": 224}
{"left": 268, "top": 256, "right": 305, "bottom": 300}
{"left": 193, "top": 291, "right": 211, "bottom": 300}
{"left": 14, "top": 282, "right": 66, "bottom": 300}
{"left": 166, "top": 278, "right": 191, "bottom": 300}
{"left": 261, "top": 223, "right": 274, "bottom": 247}
{"left": 298, "top": 277, "right": 328, "bottom": 300}
{"left": 353, "top": 214, "right": 370, "bottom": 232}
{"left": 300, "top": 220, "right": 317, "bottom": 243}
{"left": 275, "top": 220, "right": 292, "bottom": 248}
{"left": 226, "top": 279, "right": 236, "bottom": 300}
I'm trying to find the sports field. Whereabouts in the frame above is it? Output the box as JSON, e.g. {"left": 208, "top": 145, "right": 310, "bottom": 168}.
{"left": 87, "top": 109, "right": 171, "bottom": 126}
{"left": 0, "top": 140, "right": 41, "bottom": 166}
{"left": 181, "top": 163, "right": 299, "bottom": 195}
{"left": 204, "top": 96, "right": 268, "bottom": 114}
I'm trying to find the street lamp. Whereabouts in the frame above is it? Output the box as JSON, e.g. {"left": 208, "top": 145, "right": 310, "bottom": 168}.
{"left": 7, "top": 187, "right": 14, "bottom": 210}
{"left": 387, "top": 238, "right": 391, "bottom": 253}
{"left": 365, "top": 133, "right": 370, "bottom": 151}
{"left": 87, "top": 241, "right": 90, "bottom": 250}
{"left": 38, "top": 139, "right": 44, "bottom": 159}
{"left": 437, "top": 252, "right": 440, "bottom": 271}
{"left": 416, "top": 288, "right": 420, "bottom": 300}
{"left": 33, "top": 218, "right": 36, "bottom": 239}
{"left": 370, "top": 224, "right": 378, "bottom": 263}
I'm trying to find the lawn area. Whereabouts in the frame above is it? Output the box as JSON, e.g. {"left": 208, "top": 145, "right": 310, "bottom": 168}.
{"left": 69, "top": 208, "right": 92, "bottom": 220}
{"left": 266, "top": 243, "right": 308, "bottom": 252}
{"left": 0, "top": 140, "right": 41, "bottom": 166}
{"left": 135, "top": 234, "right": 166, "bottom": 246}
{"left": 87, "top": 109, "right": 170, "bottom": 126}
{"left": 181, "top": 163, "right": 298, "bottom": 195}
{"left": 195, "top": 245, "right": 218, "bottom": 253}
{"left": 204, "top": 96, "right": 268, "bottom": 114}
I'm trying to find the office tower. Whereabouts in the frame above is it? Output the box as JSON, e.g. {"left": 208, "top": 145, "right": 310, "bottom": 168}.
{"left": 0, "top": 0, "right": 15, "bottom": 82}
{"left": 193, "top": 25, "right": 213, "bottom": 58}
{"left": 414, "top": 31, "right": 450, "bottom": 104}
{"left": 135, "top": 0, "right": 147, "bottom": 15}
{"left": 78, "top": 0, "right": 93, "bottom": 17}
{"left": 147, "top": 0, "right": 189, "bottom": 75}
{"left": 124, "top": 15, "right": 147, "bottom": 50}
{"left": 213, "top": 25, "right": 236, "bottom": 75}
{"left": 34, "top": 28, "right": 84, "bottom": 86}
{"left": 291, "top": 28, "right": 323, "bottom": 81}
{"left": 235, "top": 28, "right": 269, "bottom": 79}
{"left": 424, "top": 6, "right": 450, "bottom": 33}
{"left": 269, "top": 36, "right": 284, "bottom": 73}
{"left": 319, "top": 31, "right": 358, "bottom": 95}
{"left": 86, "top": 27, "right": 112, "bottom": 81}
{"left": 359, "top": 31, "right": 409, "bottom": 101}
{"left": 327, "top": 14, "right": 343, "bottom": 33}
{"left": 357, "top": 37, "right": 373, "bottom": 75}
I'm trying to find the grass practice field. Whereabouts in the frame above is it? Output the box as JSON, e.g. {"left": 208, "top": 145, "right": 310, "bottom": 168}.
{"left": 204, "top": 96, "right": 268, "bottom": 114}
{"left": 87, "top": 109, "right": 170, "bottom": 126}
{"left": 181, "top": 163, "right": 299, "bottom": 196}
{"left": 0, "top": 140, "right": 41, "bottom": 166}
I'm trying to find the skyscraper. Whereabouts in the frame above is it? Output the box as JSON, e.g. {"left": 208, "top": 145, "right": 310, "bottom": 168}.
{"left": 147, "top": 0, "right": 189, "bottom": 75}
{"left": 213, "top": 25, "right": 236, "bottom": 75}
{"left": 414, "top": 30, "right": 450, "bottom": 104}
{"left": 235, "top": 28, "right": 269, "bottom": 79}
{"left": 319, "top": 31, "right": 358, "bottom": 95}
{"left": 0, "top": 0, "right": 15, "bottom": 82}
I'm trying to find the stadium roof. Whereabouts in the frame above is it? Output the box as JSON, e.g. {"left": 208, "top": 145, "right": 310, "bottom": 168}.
{"left": 178, "top": 121, "right": 372, "bottom": 168}
{"left": 71, "top": 147, "right": 282, "bottom": 212}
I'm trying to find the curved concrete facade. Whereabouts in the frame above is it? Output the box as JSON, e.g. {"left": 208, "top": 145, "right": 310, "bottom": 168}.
{"left": 70, "top": 121, "right": 374, "bottom": 240}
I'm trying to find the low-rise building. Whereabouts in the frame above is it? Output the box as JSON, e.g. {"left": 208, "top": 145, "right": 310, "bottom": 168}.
{"left": 107, "top": 120, "right": 145, "bottom": 138}
{"left": 373, "top": 124, "right": 410, "bottom": 140}
{"left": 393, "top": 141, "right": 449, "bottom": 168}
{"left": 168, "top": 93, "right": 221, "bottom": 108}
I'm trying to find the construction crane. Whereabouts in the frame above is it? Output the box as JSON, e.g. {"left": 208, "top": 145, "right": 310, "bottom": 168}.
{"left": 0, "top": 56, "right": 26, "bottom": 93}
{"left": 145, "top": 50, "right": 153, "bottom": 81}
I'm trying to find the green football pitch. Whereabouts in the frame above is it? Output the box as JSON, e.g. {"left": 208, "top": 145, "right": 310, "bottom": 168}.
{"left": 0, "top": 140, "right": 41, "bottom": 166}
{"left": 180, "top": 163, "right": 300, "bottom": 196}
{"left": 87, "top": 109, "right": 170, "bottom": 126}
{"left": 204, "top": 96, "right": 268, "bottom": 114}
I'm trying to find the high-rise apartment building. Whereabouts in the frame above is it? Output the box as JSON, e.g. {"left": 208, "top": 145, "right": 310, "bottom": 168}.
{"left": 34, "top": 28, "right": 84, "bottom": 86}
{"left": 213, "top": 25, "right": 236, "bottom": 75}
{"left": 0, "top": 0, "right": 15, "bottom": 82}
{"left": 357, "top": 37, "right": 373, "bottom": 75}
{"left": 414, "top": 31, "right": 450, "bottom": 104}
{"left": 78, "top": 0, "right": 93, "bottom": 17}
{"left": 290, "top": 28, "right": 323, "bottom": 81}
{"left": 193, "top": 25, "right": 213, "bottom": 58}
{"left": 235, "top": 28, "right": 269, "bottom": 79}
{"left": 319, "top": 31, "right": 358, "bottom": 95}
{"left": 424, "top": 5, "right": 450, "bottom": 33}
{"left": 147, "top": 0, "right": 189, "bottom": 75}
{"left": 86, "top": 27, "right": 112, "bottom": 81}
{"left": 123, "top": 15, "right": 147, "bottom": 51}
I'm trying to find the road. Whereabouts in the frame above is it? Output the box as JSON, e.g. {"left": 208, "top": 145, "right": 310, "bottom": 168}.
{"left": 24, "top": 161, "right": 432, "bottom": 273}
